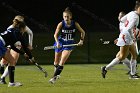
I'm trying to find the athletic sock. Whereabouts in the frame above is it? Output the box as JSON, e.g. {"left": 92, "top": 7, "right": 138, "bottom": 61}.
{"left": 0, "top": 66, "right": 4, "bottom": 75}
{"left": 122, "top": 58, "right": 130, "bottom": 69}
{"left": 53, "top": 65, "right": 63, "bottom": 77}
{"left": 1, "top": 66, "right": 9, "bottom": 79}
{"left": 8, "top": 66, "right": 15, "bottom": 83}
{"left": 54, "top": 64, "right": 59, "bottom": 72}
{"left": 130, "top": 59, "right": 137, "bottom": 75}
{"left": 106, "top": 58, "right": 120, "bottom": 70}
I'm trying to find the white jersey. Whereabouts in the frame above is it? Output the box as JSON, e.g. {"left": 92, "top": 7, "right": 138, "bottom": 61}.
{"left": 119, "top": 21, "right": 125, "bottom": 32}
{"left": 7, "top": 25, "right": 33, "bottom": 47}
{"left": 120, "top": 11, "right": 139, "bottom": 39}
{"left": 116, "top": 11, "right": 139, "bottom": 46}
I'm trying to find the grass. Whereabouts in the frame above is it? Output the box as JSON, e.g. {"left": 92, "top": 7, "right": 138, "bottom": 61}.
{"left": 0, "top": 64, "right": 140, "bottom": 93}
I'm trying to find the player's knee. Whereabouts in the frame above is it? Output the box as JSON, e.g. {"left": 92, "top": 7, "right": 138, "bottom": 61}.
{"left": 118, "top": 55, "right": 126, "bottom": 61}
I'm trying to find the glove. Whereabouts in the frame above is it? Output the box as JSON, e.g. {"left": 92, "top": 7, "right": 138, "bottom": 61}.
{"left": 77, "top": 40, "right": 84, "bottom": 46}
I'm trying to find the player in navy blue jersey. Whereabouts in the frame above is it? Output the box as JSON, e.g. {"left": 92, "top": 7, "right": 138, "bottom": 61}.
{"left": 49, "top": 7, "right": 85, "bottom": 84}
{"left": 0, "top": 15, "right": 33, "bottom": 85}
{"left": 0, "top": 19, "right": 35, "bottom": 87}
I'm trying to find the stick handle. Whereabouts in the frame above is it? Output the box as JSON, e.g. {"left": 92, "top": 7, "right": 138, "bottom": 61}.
{"left": 63, "top": 44, "right": 78, "bottom": 47}
{"left": 44, "top": 44, "right": 78, "bottom": 50}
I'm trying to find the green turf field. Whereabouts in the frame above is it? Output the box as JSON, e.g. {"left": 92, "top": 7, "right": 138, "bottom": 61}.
{"left": 0, "top": 64, "right": 140, "bottom": 93}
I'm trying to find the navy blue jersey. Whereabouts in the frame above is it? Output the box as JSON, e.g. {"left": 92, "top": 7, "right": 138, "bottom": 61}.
{"left": 54, "top": 20, "right": 76, "bottom": 52}
{"left": 60, "top": 20, "right": 76, "bottom": 41}
{"left": 0, "top": 28, "right": 32, "bottom": 58}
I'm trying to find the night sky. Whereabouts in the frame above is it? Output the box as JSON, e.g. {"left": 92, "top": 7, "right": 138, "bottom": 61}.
{"left": 0, "top": 0, "right": 137, "bottom": 32}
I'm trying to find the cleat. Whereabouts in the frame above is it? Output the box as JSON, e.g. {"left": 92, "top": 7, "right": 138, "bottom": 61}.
{"left": 0, "top": 80, "right": 7, "bottom": 84}
{"left": 101, "top": 66, "right": 107, "bottom": 78}
{"left": 56, "top": 75, "right": 60, "bottom": 79}
{"left": 0, "top": 78, "right": 7, "bottom": 84}
{"left": 49, "top": 75, "right": 60, "bottom": 84}
{"left": 49, "top": 77, "right": 56, "bottom": 84}
{"left": 8, "top": 82, "right": 22, "bottom": 87}
{"left": 129, "top": 74, "right": 140, "bottom": 79}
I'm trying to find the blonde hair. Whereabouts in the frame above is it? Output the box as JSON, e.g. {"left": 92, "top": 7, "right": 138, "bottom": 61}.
{"left": 14, "top": 15, "right": 24, "bottom": 22}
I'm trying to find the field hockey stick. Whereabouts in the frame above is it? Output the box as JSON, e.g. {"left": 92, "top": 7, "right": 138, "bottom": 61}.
{"left": 28, "top": 59, "right": 48, "bottom": 77}
{"left": 100, "top": 38, "right": 112, "bottom": 45}
{"left": 44, "top": 44, "right": 78, "bottom": 50}
{"left": 33, "top": 62, "right": 48, "bottom": 77}
{"left": 135, "top": 41, "right": 139, "bottom": 55}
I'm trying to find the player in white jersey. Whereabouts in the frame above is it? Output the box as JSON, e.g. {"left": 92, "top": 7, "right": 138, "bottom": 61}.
{"left": 114, "top": 11, "right": 140, "bottom": 74}
{"left": 101, "top": 1, "right": 140, "bottom": 79}
{"left": 0, "top": 15, "right": 33, "bottom": 84}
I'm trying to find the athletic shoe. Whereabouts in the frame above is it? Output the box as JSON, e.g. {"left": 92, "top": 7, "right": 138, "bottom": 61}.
{"left": 8, "top": 82, "right": 22, "bottom": 87}
{"left": 101, "top": 66, "right": 107, "bottom": 78}
{"left": 56, "top": 75, "right": 60, "bottom": 79}
{"left": 0, "top": 78, "right": 7, "bottom": 84}
{"left": 49, "top": 75, "right": 60, "bottom": 84}
{"left": 129, "top": 74, "right": 140, "bottom": 79}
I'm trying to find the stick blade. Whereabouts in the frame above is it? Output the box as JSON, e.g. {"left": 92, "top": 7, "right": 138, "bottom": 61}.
{"left": 45, "top": 72, "right": 48, "bottom": 77}
{"left": 44, "top": 46, "right": 56, "bottom": 50}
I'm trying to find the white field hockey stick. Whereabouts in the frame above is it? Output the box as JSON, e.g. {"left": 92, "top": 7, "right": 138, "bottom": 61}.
{"left": 134, "top": 41, "right": 139, "bottom": 55}
{"left": 44, "top": 44, "right": 78, "bottom": 50}
{"left": 100, "top": 38, "right": 111, "bottom": 45}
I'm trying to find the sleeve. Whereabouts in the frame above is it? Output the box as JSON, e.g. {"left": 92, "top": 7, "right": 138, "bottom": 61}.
{"left": 124, "top": 14, "right": 138, "bottom": 39}
{"left": 20, "top": 35, "right": 33, "bottom": 59}
{"left": 120, "top": 15, "right": 127, "bottom": 23}
{"left": 25, "top": 26, "right": 33, "bottom": 47}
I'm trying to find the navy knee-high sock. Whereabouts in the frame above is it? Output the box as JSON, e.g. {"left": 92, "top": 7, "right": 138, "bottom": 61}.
{"left": 53, "top": 65, "right": 63, "bottom": 77}
{"left": 8, "top": 66, "right": 15, "bottom": 83}
{"left": 0, "top": 66, "right": 4, "bottom": 75}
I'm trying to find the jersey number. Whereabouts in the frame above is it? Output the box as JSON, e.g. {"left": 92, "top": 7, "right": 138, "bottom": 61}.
{"left": 65, "top": 34, "right": 73, "bottom": 40}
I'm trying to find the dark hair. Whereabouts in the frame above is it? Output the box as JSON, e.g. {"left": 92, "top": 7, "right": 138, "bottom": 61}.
{"left": 63, "top": 7, "right": 72, "bottom": 16}
{"left": 135, "top": 0, "right": 140, "bottom": 10}
{"left": 120, "top": 11, "right": 125, "bottom": 15}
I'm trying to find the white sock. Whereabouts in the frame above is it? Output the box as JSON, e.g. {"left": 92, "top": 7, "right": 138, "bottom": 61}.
{"left": 0, "top": 61, "right": 5, "bottom": 67}
{"left": 106, "top": 58, "right": 120, "bottom": 70}
{"left": 122, "top": 58, "right": 130, "bottom": 70}
{"left": 130, "top": 59, "right": 137, "bottom": 75}
{"left": 1, "top": 66, "right": 9, "bottom": 79}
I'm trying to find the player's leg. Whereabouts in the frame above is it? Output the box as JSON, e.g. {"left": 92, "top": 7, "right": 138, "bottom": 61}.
{"left": 0, "top": 58, "right": 7, "bottom": 75}
{"left": 0, "top": 58, "right": 8, "bottom": 84}
{"left": 105, "top": 51, "right": 121, "bottom": 70}
{"left": 121, "top": 58, "right": 131, "bottom": 74}
{"left": 49, "top": 50, "right": 72, "bottom": 84}
{"left": 101, "top": 45, "right": 129, "bottom": 78}
{"left": 3, "top": 50, "right": 22, "bottom": 87}
{"left": 0, "top": 49, "right": 10, "bottom": 76}
{"left": 0, "top": 47, "right": 20, "bottom": 84}
{"left": 117, "top": 51, "right": 131, "bottom": 74}
{"left": 54, "top": 52, "right": 62, "bottom": 72}
{"left": 129, "top": 44, "right": 140, "bottom": 79}
{"left": 54, "top": 50, "right": 72, "bottom": 77}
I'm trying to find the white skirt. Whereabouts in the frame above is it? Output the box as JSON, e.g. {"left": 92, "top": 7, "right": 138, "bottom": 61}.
{"left": 116, "top": 32, "right": 134, "bottom": 46}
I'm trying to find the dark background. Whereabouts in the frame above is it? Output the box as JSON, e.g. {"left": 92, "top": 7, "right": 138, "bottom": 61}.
{"left": 0, "top": 0, "right": 137, "bottom": 32}
{"left": 0, "top": 0, "right": 139, "bottom": 64}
